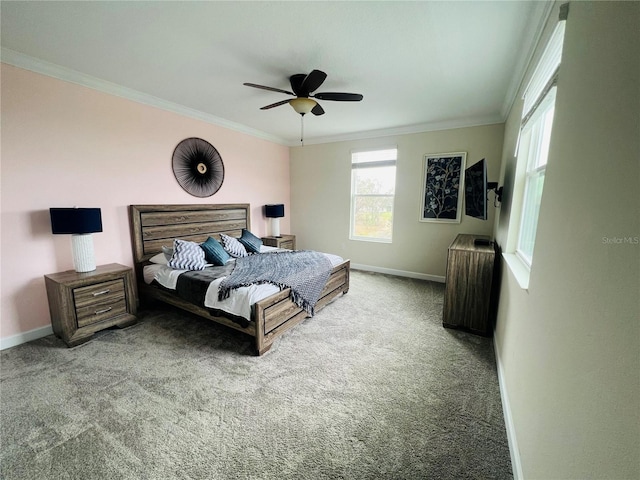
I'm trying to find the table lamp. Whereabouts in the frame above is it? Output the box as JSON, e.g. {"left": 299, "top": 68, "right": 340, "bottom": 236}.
{"left": 50, "top": 208, "right": 103, "bottom": 272}
{"left": 264, "top": 204, "right": 284, "bottom": 238}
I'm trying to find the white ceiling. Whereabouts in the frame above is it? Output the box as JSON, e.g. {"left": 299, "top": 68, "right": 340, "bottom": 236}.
{"left": 1, "top": 1, "right": 550, "bottom": 146}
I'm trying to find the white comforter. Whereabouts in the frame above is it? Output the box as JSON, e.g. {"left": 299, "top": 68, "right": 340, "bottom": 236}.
{"left": 143, "top": 246, "right": 343, "bottom": 321}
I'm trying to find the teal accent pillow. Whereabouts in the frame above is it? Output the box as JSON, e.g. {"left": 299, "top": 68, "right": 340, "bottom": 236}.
{"left": 201, "top": 237, "right": 231, "bottom": 266}
{"left": 238, "top": 229, "right": 263, "bottom": 253}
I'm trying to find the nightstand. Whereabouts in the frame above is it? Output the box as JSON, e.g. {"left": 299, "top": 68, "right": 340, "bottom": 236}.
{"left": 261, "top": 234, "right": 296, "bottom": 250}
{"left": 44, "top": 263, "right": 137, "bottom": 347}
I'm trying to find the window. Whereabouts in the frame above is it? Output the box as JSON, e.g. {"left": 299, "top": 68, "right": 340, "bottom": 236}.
{"left": 350, "top": 148, "right": 397, "bottom": 242}
{"left": 516, "top": 87, "right": 556, "bottom": 266}
{"left": 510, "top": 20, "right": 565, "bottom": 273}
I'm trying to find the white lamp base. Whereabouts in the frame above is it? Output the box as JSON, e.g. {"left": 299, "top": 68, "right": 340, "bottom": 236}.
{"left": 271, "top": 218, "right": 281, "bottom": 237}
{"left": 72, "top": 234, "right": 96, "bottom": 272}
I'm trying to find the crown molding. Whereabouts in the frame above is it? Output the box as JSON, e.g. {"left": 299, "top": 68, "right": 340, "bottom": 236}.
{"left": 500, "top": 1, "right": 556, "bottom": 120}
{"left": 1, "top": 48, "right": 289, "bottom": 145}
{"left": 3, "top": 47, "right": 510, "bottom": 149}
{"left": 290, "top": 115, "right": 505, "bottom": 147}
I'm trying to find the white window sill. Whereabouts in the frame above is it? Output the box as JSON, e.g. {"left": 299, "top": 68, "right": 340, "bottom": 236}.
{"left": 349, "top": 236, "right": 392, "bottom": 244}
{"left": 502, "top": 253, "right": 530, "bottom": 291}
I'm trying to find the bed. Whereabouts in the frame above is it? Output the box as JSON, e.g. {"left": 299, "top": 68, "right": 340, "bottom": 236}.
{"left": 129, "top": 204, "right": 350, "bottom": 355}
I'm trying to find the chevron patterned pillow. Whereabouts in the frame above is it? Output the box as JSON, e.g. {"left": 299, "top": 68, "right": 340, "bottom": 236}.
{"left": 168, "top": 239, "right": 207, "bottom": 270}
{"left": 220, "top": 233, "right": 248, "bottom": 258}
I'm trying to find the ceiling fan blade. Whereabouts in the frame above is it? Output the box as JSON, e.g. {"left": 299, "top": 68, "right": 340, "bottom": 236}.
{"left": 311, "top": 103, "right": 325, "bottom": 116}
{"left": 313, "top": 92, "right": 363, "bottom": 101}
{"left": 289, "top": 74, "right": 306, "bottom": 96}
{"left": 300, "top": 69, "right": 327, "bottom": 95}
{"left": 244, "top": 83, "right": 294, "bottom": 96}
{"left": 260, "top": 99, "right": 290, "bottom": 110}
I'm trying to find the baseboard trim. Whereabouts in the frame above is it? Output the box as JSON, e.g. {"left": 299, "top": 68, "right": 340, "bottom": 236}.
{"left": 351, "top": 263, "right": 445, "bottom": 283}
{"left": 0, "top": 325, "right": 54, "bottom": 351}
{"left": 493, "top": 338, "right": 523, "bottom": 480}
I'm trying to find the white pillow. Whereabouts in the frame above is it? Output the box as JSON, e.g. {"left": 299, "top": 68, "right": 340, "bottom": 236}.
{"left": 149, "top": 252, "right": 168, "bottom": 265}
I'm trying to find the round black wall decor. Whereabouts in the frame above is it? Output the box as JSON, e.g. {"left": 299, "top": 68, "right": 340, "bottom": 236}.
{"left": 172, "top": 137, "right": 225, "bottom": 197}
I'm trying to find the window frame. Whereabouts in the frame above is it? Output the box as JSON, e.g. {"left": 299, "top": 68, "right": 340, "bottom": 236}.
{"left": 349, "top": 147, "right": 398, "bottom": 243}
{"left": 515, "top": 85, "right": 557, "bottom": 268}
{"left": 504, "top": 20, "right": 565, "bottom": 288}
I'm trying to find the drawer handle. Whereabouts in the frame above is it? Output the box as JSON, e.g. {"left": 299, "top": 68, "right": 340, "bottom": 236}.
{"left": 94, "top": 307, "right": 113, "bottom": 315}
{"left": 92, "top": 289, "right": 110, "bottom": 296}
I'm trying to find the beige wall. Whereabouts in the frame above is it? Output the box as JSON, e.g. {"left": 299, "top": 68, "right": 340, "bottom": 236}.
{"left": 290, "top": 124, "right": 504, "bottom": 279}
{"left": 494, "top": 2, "right": 639, "bottom": 479}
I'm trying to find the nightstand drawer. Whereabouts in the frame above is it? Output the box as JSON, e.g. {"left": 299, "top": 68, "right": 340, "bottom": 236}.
{"left": 76, "top": 299, "right": 127, "bottom": 327}
{"left": 74, "top": 279, "right": 127, "bottom": 327}
{"left": 279, "top": 240, "right": 294, "bottom": 250}
{"left": 261, "top": 234, "right": 296, "bottom": 250}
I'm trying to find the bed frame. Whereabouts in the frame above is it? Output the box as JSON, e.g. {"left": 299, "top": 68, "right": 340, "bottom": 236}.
{"left": 129, "top": 204, "right": 350, "bottom": 355}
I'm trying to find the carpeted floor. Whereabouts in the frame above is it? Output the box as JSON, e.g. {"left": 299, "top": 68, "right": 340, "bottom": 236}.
{"left": 0, "top": 270, "right": 512, "bottom": 479}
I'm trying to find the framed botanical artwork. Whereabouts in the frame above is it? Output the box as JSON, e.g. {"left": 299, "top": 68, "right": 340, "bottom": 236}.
{"left": 420, "top": 152, "right": 466, "bottom": 223}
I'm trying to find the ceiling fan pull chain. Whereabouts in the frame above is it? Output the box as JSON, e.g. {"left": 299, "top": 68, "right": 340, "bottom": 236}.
{"left": 300, "top": 115, "right": 304, "bottom": 146}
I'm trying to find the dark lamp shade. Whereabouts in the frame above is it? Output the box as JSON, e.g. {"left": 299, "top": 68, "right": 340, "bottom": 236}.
{"left": 264, "top": 204, "right": 285, "bottom": 218}
{"left": 50, "top": 208, "right": 103, "bottom": 235}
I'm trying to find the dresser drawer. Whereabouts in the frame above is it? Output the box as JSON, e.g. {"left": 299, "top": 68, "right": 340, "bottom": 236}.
{"left": 73, "top": 279, "right": 127, "bottom": 327}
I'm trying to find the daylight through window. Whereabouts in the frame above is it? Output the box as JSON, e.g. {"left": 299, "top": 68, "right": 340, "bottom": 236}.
{"left": 517, "top": 87, "right": 556, "bottom": 265}
{"left": 350, "top": 148, "right": 397, "bottom": 242}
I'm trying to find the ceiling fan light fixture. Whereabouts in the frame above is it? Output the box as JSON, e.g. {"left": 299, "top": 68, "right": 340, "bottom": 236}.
{"left": 289, "top": 97, "right": 317, "bottom": 115}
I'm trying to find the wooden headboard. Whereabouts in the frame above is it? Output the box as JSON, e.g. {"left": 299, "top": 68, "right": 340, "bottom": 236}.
{"left": 129, "top": 204, "right": 251, "bottom": 264}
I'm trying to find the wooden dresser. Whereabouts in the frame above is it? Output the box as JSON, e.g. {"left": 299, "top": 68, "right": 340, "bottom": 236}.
{"left": 45, "top": 263, "right": 137, "bottom": 347}
{"left": 261, "top": 234, "right": 296, "bottom": 250}
{"left": 442, "top": 234, "right": 498, "bottom": 336}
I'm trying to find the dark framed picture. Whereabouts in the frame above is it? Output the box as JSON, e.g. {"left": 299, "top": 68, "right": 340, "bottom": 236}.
{"left": 420, "top": 152, "right": 466, "bottom": 223}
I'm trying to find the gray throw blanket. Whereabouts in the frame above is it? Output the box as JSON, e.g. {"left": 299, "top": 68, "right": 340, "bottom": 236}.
{"left": 218, "top": 251, "right": 333, "bottom": 316}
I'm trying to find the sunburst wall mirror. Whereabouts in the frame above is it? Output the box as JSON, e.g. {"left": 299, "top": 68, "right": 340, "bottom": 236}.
{"left": 172, "top": 137, "right": 225, "bottom": 197}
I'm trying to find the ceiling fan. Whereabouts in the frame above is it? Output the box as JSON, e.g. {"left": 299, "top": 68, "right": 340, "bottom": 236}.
{"left": 243, "top": 69, "right": 363, "bottom": 117}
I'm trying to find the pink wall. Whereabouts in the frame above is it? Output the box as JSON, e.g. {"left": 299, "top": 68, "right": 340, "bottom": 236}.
{"left": 0, "top": 64, "right": 290, "bottom": 341}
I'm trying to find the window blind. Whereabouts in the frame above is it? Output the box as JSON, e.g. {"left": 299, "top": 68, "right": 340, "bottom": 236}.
{"left": 522, "top": 21, "right": 565, "bottom": 118}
